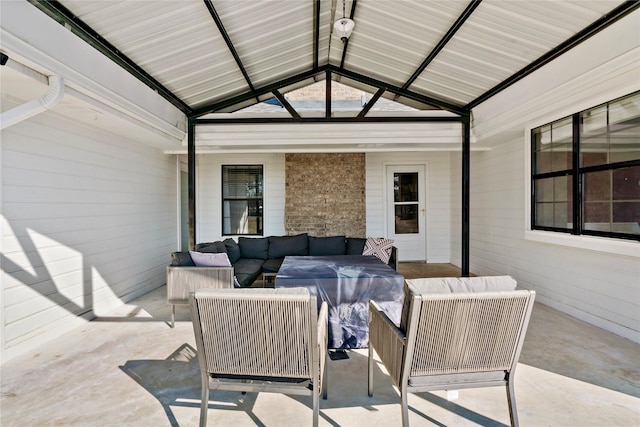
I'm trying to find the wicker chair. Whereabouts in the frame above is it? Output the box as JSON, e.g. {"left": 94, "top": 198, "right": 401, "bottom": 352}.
{"left": 368, "top": 276, "right": 536, "bottom": 427}
{"left": 166, "top": 265, "right": 234, "bottom": 327}
{"left": 189, "top": 288, "right": 329, "bottom": 427}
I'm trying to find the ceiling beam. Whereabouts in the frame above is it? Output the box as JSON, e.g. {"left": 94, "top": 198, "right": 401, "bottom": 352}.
{"left": 401, "top": 0, "right": 482, "bottom": 91}
{"left": 313, "top": 0, "right": 320, "bottom": 69}
{"left": 26, "top": 0, "right": 192, "bottom": 115}
{"left": 466, "top": 0, "right": 640, "bottom": 110}
{"left": 191, "top": 66, "right": 328, "bottom": 117}
{"left": 339, "top": 0, "right": 358, "bottom": 69}
{"left": 194, "top": 116, "right": 463, "bottom": 125}
{"left": 357, "top": 87, "right": 385, "bottom": 118}
{"left": 329, "top": 65, "right": 466, "bottom": 115}
{"left": 203, "top": 0, "right": 258, "bottom": 102}
{"left": 272, "top": 90, "right": 301, "bottom": 119}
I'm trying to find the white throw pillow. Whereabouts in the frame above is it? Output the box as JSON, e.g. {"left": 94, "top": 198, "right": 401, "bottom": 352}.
{"left": 189, "top": 251, "right": 232, "bottom": 267}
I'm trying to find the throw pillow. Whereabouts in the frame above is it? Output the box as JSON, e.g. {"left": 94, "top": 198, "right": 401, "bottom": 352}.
{"left": 197, "top": 241, "right": 227, "bottom": 254}
{"left": 268, "top": 233, "right": 309, "bottom": 258}
{"left": 170, "top": 251, "right": 195, "bottom": 267}
{"left": 223, "top": 238, "right": 241, "bottom": 263}
{"left": 346, "top": 237, "right": 366, "bottom": 255}
{"left": 362, "top": 237, "right": 394, "bottom": 264}
{"left": 189, "top": 251, "right": 232, "bottom": 267}
{"left": 309, "top": 236, "right": 346, "bottom": 256}
{"left": 238, "top": 237, "right": 269, "bottom": 260}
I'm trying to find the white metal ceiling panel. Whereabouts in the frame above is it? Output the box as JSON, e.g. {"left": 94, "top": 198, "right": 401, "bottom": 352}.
{"left": 411, "top": 0, "right": 627, "bottom": 105}
{"left": 332, "top": 0, "right": 471, "bottom": 87}
{"left": 213, "top": 0, "right": 316, "bottom": 88}
{"left": 60, "top": 0, "right": 249, "bottom": 108}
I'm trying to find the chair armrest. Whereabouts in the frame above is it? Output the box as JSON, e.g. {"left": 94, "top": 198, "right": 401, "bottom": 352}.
{"left": 369, "top": 300, "right": 405, "bottom": 387}
{"left": 317, "top": 301, "right": 329, "bottom": 398}
{"left": 167, "top": 266, "right": 234, "bottom": 304}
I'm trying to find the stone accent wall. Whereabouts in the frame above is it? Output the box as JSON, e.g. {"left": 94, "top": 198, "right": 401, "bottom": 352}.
{"left": 285, "top": 153, "right": 366, "bottom": 237}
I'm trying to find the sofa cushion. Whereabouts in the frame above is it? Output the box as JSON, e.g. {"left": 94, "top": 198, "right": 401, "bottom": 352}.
{"left": 346, "top": 237, "right": 366, "bottom": 255}
{"left": 170, "top": 251, "right": 195, "bottom": 266}
{"left": 189, "top": 251, "right": 232, "bottom": 267}
{"left": 232, "top": 258, "right": 265, "bottom": 287}
{"left": 268, "top": 233, "right": 308, "bottom": 258}
{"left": 362, "top": 237, "right": 394, "bottom": 264}
{"left": 195, "top": 241, "right": 227, "bottom": 253}
{"left": 238, "top": 237, "right": 269, "bottom": 260}
{"left": 309, "top": 236, "right": 346, "bottom": 256}
{"left": 223, "top": 238, "right": 241, "bottom": 264}
{"left": 262, "top": 258, "right": 284, "bottom": 273}
{"left": 399, "top": 276, "right": 518, "bottom": 333}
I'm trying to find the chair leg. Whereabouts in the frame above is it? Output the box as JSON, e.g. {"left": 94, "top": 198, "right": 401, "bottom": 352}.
{"left": 401, "top": 384, "right": 409, "bottom": 427}
{"left": 368, "top": 345, "right": 374, "bottom": 397}
{"left": 313, "top": 384, "right": 319, "bottom": 427}
{"left": 200, "top": 387, "right": 208, "bottom": 427}
{"left": 171, "top": 304, "right": 176, "bottom": 328}
{"left": 322, "top": 351, "right": 328, "bottom": 400}
{"left": 506, "top": 380, "right": 519, "bottom": 427}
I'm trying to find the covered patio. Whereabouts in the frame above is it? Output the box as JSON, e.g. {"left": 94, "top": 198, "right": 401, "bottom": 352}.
{"left": 1, "top": 1, "right": 639, "bottom": 425}
{"left": 1, "top": 264, "right": 638, "bottom": 426}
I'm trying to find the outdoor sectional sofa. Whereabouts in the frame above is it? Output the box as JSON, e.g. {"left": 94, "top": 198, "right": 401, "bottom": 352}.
{"left": 170, "top": 233, "right": 398, "bottom": 288}
{"left": 166, "top": 233, "right": 399, "bottom": 330}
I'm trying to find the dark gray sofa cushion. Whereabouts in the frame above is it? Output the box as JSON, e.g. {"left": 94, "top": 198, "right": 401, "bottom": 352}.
{"left": 223, "top": 238, "right": 241, "bottom": 263}
{"left": 232, "top": 258, "right": 265, "bottom": 287}
{"left": 268, "top": 233, "right": 308, "bottom": 258}
{"left": 262, "top": 258, "right": 284, "bottom": 273}
{"left": 196, "top": 241, "right": 227, "bottom": 253}
{"left": 170, "top": 251, "right": 195, "bottom": 266}
{"left": 309, "top": 236, "right": 346, "bottom": 256}
{"left": 238, "top": 237, "right": 269, "bottom": 260}
{"left": 346, "top": 238, "right": 366, "bottom": 255}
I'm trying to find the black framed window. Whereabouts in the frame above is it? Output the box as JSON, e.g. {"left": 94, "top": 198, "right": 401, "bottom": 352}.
{"left": 222, "top": 165, "right": 263, "bottom": 235}
{"left": 531, "top": 91, "right": 640, "bottom": 241}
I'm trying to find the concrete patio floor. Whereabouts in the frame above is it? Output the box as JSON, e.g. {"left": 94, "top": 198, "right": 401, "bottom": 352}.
{"left": 1, "top": 264, "right": 638, "bottom": 426}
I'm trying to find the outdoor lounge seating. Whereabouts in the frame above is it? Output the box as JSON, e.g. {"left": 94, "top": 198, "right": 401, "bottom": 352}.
{"left": 189, "top": 287, "right": 329, "bottom": 427}
{"left": 368, "top": 276, "right": 536, "bottom": 427}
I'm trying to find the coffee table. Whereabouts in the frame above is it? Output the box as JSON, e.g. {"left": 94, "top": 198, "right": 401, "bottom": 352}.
{"left": 275, "top": 255, "right": 404, "bottom": 349}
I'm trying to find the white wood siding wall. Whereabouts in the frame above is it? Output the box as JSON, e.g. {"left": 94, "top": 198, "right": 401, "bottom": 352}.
{"left": 1, "top": 112, "right": 177, "bottom": 361}
{"left": 468, "top": 10, "right": 640, "bottom": 342}
{"left": 366, "top": 152, "right": 453, "bottom": 262}
{"left": 196, "top": 153, "right": 286, "bottom": 242}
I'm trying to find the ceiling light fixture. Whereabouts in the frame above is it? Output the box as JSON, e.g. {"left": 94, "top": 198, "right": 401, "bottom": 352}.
{"left": 333, "top": 0, "right": 354, "bottom": 43}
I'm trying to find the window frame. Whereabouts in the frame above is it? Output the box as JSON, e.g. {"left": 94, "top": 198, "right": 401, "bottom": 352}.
{"left": 221, "top": 164, "right": 264, "bottom": 236}
{"left": 530, "top": 91, "right": 640, "bottom": 243}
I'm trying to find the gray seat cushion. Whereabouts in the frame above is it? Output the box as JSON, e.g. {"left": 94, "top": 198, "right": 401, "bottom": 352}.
{"left": 232, "top": 258, "right": 265, "bottom": 287}
{"left": 262, "top": 258, "right": 284, "bottom": 273}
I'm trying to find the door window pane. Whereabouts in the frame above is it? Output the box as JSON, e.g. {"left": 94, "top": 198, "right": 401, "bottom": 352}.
{"left": 394, "top": 173, "right": 418, "bottom": 202}
{"left": 395, "top": 205, "right": 418, "bottom": 234}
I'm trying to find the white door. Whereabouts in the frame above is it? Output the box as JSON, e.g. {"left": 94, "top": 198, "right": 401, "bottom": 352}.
{"left": 386, "top": 165, "right": 426, "bottom": 261}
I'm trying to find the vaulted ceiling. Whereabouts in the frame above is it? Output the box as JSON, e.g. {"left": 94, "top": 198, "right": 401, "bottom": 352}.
{"left": 28, "top": 0, "right": 638, "bottom": 119}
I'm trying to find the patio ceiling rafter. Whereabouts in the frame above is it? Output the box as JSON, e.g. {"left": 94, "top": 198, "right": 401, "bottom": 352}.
{"left": 190, "top": 64, "right": 466, "bottom": 118}
{"left": 193, "top": 115, "right": 462, "bottom": 125}
{"left": 339, "top": 0, "right": 358, "bottom": 70}
{"left": 190, "top": 66, "right": 327, "bottom": 117}
{"left": 400, "top": 0, "right": 482, "bottom": 92}
{"left": 313, "top": 0, "right": 321, "bottom": 69}
{"left": 203, "top": 0, "right": 259, "bottom": 103}
{"left": 466, "top": 0, "right": 640, "bottom": 109}
{"left": 328, "top": 65, "right": 466, "bottom": 115}
{"left": 271, "top": 89, "right": 301, "bottom": 119}
{"left": 357, "top": 87, "right": 385, "bottom": 118}
{"left": 26, "top": 0, "right": 192, "bottom": 115}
